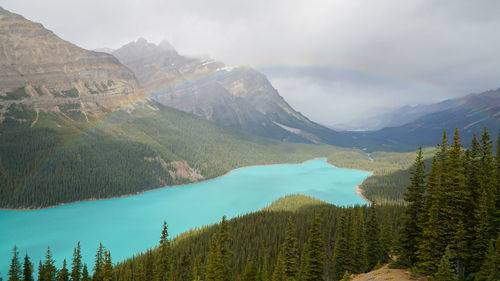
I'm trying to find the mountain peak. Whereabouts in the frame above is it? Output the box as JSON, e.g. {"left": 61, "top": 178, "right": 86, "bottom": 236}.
{"left": 136, "top": 37, "right": 148, "bottom": 44}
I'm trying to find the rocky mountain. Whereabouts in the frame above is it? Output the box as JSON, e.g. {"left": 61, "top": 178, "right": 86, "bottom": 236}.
{"left": 0, "top": 6, "right": 141, "bottom": 122}
{"left": 112, "top": 39, "right": 354, "bottom": 146}
{"left": 0, "top": 7, "right": 339, "bottom": 208}
{"left": 351, "top": 89, "right": 500, "bottom": 150}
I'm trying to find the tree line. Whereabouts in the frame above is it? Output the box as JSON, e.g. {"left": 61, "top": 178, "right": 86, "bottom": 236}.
{"left": 397, "top": 128, "right": 500, "bottom": 280}
{"left": 6, "top": 202, "right": 404, "bottom": 281}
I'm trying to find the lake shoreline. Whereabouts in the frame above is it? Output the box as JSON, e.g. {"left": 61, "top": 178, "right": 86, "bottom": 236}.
{"left": 328, "top": 163, "right": 374, "bottom": 204}
{"left": 1, "top": 157, "right": 374, "bottom": 211}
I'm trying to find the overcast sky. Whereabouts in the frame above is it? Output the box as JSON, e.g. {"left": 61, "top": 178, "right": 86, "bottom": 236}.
{"left": 2, "top": 0, "right": 500, "bottom": 126}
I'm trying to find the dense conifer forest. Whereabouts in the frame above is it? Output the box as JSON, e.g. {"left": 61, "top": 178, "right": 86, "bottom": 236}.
{"left": 5, "top": 128, "right": 500, "bottom": 280}
{"left": 0, "top": 103, "right": 342, "bottom": 209}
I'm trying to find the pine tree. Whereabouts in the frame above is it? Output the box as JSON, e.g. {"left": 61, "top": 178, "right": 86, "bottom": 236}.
{"left": 478, "top": 128, "right": 497, "bottom": 238}
{"left": 340, "top": 270, "right": 351, "bottom": 281}
{"left": 71, "top": 242, "right": 82, "bottom": 281}
{"left": 93, "top": 243, "right": 105, "bottom": 281}
{"left": 332, "top": 214, "right": 351, "bottom": 280}
{"left": 57, "top": 259, "right": 70, "bottom": 281}
{"left": 351, "top": 207, "right": 367, "bottom": 274}
{"left": 302, "top": 210, "right": 325, "bottom": 281}
{"left": 446, "top": 128, "right": 468, "bottom": 279}
{"left": 101, "top": 251, "right": 112, "bottom": 281}
{"left": 418, "top": 132, "right": 450, "bottom": 275}
{"left": 40, "top": 247, "right": 57, "bottom": 281}
{"left": 176, "top": 253, "right": 192, "bottom": 281}
{"left": 398, "top": 146, "right": 426, "bottom": 266}
{"left": 8, "top": 246, "right": 21, "bottom": 281}
{"left": 241, "top": 257, "right": 258, "bottom": 281}
{"left": 476, "top": 233, "right": 500, "bottom": 281}
{"left": 154, "top": 221, "right": 171, "bottom": 281}
{"left": 23, "top": 253, "right": 34, "bottom": 281}
{"left": 143, "top": 250, "right": 154, "bottom": 281}
{"left": 271, "top": 252, "right": 286, "bottom": 281}
{"left": 434, "top": 247, "right": 457, "bottom": 281}
{"left": 282, "top": 217, "right": 298, "bottom": 280}
{"left": 463, "top": 135, "right": 482, "bottom": 274}
{"left": 366, "top": 203, "right": 382, "bottom": 270}
{"left": 81, "top": 265, "right": 90, "bottom": 281}
{"left": 217, "top": 216, "right": 232, "bottom": 281}
{"left": 258, "top": 247, "right": 269, "bottom": 281}
{"left": 205, "top": 235, "right": 219, "bottom": 281}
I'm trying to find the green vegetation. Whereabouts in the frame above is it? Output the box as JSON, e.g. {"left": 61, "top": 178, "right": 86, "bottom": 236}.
{"left": 397, "top": 128, "right": 500, "bottom": 280}
{"left": 0, "top": 87, "right": 29, "bottom": 100}
{"left": 60, "top": 88, "right": 79, "bottom": 98}
{"left": 328, "top": 148, "right": 436, "bottom": 204}
{"left": 263, "top": 195, "right": 326, "bottom": 212}
{"left": 7, "top": 196, "right": 404, "bottom": 281}
{"left": 0, "top": 102, "right": 346, "bottom": 208}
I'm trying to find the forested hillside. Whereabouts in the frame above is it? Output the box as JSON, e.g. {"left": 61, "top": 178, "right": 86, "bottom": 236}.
{"left": 7, "top": 128, "right": 499, "bottom": 281}
{"left": 396, "top": 128, "right": 500, "bottom": 280}
{"left": 6, "top": 195, "right": 405, "bottom": 281}
{"left": 0, "top": 101, "right": 342, "bottom": 209}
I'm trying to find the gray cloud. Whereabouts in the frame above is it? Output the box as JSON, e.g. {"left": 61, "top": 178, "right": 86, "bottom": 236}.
{"left": 2, "top": 0, "right": 500, "bottom": 125}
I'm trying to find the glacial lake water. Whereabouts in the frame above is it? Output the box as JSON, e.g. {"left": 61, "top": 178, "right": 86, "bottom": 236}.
{"left": 0, "top": 158, "right": 370, "bottom": 277}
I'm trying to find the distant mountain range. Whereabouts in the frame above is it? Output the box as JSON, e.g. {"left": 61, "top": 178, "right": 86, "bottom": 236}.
{"left": 330, "top": 98, "right": 463, "bottom": 132}
{"left": 110, "top": 38, "right": 354, "bottom": 146}
{"left": 350, "top": 89, "right": 500, "bottom": 150}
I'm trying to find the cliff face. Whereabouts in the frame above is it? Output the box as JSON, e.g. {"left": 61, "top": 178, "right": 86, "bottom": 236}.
{"left": 0, "top": 7, "right": 141, "bottom": 120}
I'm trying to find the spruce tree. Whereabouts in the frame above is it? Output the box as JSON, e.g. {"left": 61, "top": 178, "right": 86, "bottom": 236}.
{"left": 418, "top": 132, "right": 450, "bottom": 275}
{"left": 81, "top": 265, "right": 89, "bottom": 281}
{"left": 282, "top": 217, "right": 298, "bottom": 280}
{"left": 340, "top": 270, "right": 351, "bottom": 281}
{"left": 302, "top": 210, "right": 325, "bottom": 281}
{"left": 205, "top": 235, "right": 219, "bottom": 281}
{"left": 478, "top": 128, "right": 496, "bottom": 238}
{"left": 271, "top": 252, "right": 286, "bottom": 281}
{"left": 366, "top": 203, "right": 382, "bottom": 270}
{"left": 154, "top": 221, "right": 171, "bottom": 281}
{"left": 71, "top": 242, "right": 82, "bottom": 281}
{"left": 241, "top": 257, "right": 258, "bottom": 281}
{"left": 216, "top": 216, "right": 232, "bottom": 281}
{"left": 447, "top": 128, "right": 468, "bottom": 279}
{"left": 258, "top": 247, "right": 269, "bottom": 281}
{"left": 93, "top": 243, "right": 105, "bottom": 281}
{"left": 176, "top": 253, "right": 192, "bottom": 281}
{"left": 23, "top": 253, "right": 34, "bottom": 281}
{"left": 101, "top": 252, "right": 112, "bottom": 281}
{"left": 8, "top": 246, "right": 21, "bottom": 281}
{"left": 38, "top": 261, "right": 43, "bottom": 281}
{"left": 57, "top": 260, "right": 70, "bottom": 281}
{"left": 398, "top": 146, "right": 426, "bottom": 266}
{"left": 476, "top": 233, "right": 500, "bottom": 281}
{"left": 40, "top": 247, "right": 57, "bottom": 281}
{"left": 434, "top": 247, "right": 457, "bottom": 281}
{"left": 332, "top": 214, "right": 350, "bottom": 280}
{"left": 351, "top": 207, "right": 367, "bottom": 274}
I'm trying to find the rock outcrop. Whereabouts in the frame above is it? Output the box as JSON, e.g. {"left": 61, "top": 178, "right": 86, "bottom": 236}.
{"left": 0, "top": 7, "right": 141, "bottom": 120}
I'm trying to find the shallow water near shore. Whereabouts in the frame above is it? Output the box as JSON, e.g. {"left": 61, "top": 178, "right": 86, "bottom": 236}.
{"left": 0, "top": 158, "right": 370, "bottom": 277}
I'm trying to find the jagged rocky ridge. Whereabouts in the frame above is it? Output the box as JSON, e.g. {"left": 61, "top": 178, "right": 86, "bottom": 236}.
{"left": 112, "top": 39, "right": 354, "bottom": 146}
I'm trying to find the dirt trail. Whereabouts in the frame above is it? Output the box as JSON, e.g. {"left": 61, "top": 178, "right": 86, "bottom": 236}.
{"left": 353, "top": 265, "right": 426, "bottom": 281}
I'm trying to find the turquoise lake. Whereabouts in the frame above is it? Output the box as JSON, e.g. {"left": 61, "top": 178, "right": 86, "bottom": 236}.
{"left": 0, "top": 158, "right": 370, "bottom": 277}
